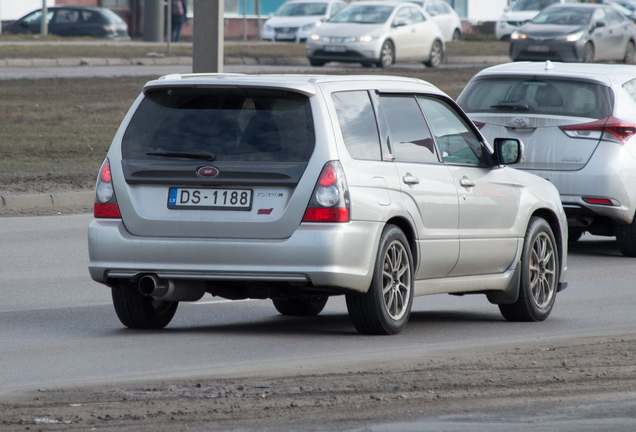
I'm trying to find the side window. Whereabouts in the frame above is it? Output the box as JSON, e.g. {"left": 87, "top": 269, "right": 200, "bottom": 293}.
{"left": 623, "top": 78, "right": 636, "bottom": 104}
{"left": 417, "top": 96, "right": 486, "bottom": 166}
{"left": 606, "top": 9, "right": 623, "bottom": 25}
{"left": 332, "top": 91, "right": 382, "bottom": 160}
{"left": 55, "top": 9, "right": 80, "bottom": 24}
{"left": 380, "top": 94, "right": 438, "bottom": 164}
{"left": 437, "top": 1, "right": 452, "bottom": 14}
{"left": 393, "top": 7, "right": 414, "bottom": 25}
{"left": 593, "top": 8, "right": 609, "bottom": 26}
{"left": 426, "top": 2, "right": 438, "bottom": 16}
{"left": 410, "top": 7, "right": 425, "bottom": 22}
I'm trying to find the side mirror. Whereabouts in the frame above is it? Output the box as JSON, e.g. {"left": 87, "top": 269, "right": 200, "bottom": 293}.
{"left": 493, "top": 138, "right": 524, "bottom": 165}
{"left": 595, "top": 21, "right": 607, "bottom": 28}
{"left": 392, "top": 19, "right": 407, "bottom": 27}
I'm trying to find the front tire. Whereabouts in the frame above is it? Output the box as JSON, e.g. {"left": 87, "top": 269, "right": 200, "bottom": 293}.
{"left": 346, "top": 225, "right": 414, "bottom": 335}
{"left": 309, "top": 59, "right": 325, "bottom": 67}
{"left": 452, "top": 29, "right": 461, "bottom": 41}
{"left": 376, "top": 40, "right": 395, "bottom": 68}
{"left": 272, "top": 295, "right": 328, "bottom": 316}
{"left": 424, "top": 39, "right": 443, "bottom": 68}
{"left": 111, "top": 282, "right": 178, "bottom": 329}
{"left": 616, "top": 216, "right": 636, "bottom": 257}
{"left": 624, "top": 41, "right": 635, "bottom": 64}
{"left": 499, "top": 217, "right": 559, "bottom": 322}
{"left": 583, "top": 42, "right": 595, "bottom": 63}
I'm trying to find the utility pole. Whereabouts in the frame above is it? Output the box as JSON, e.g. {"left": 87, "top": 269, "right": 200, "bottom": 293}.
{"left": 41, "top": 0, "right": 48, "bottom": 36}
{"left": 193, "top": 0, "right": 224, "bottom": 73}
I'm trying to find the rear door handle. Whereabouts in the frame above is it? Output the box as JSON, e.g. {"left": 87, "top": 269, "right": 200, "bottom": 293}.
{"left": 403, "top": 174, "right": 420, "bottom": 185}
{"left": 459, "top": 178, "right": 475, "bottom": 188}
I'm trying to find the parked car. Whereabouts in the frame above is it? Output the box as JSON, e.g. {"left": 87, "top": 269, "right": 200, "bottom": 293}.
{"left": 509, "top": 3, "right": 636, "bottom": 63}
{"left": 496, "top": 0, "right": 576, "bottom": 41}
{"left": 407, "top": 0, "right": 463, "bottom": 41}
{"left": 458, "top": 61, "right": 636, "bottom": 256}
{"left": 2, "top": 6, "right": 130, "bottom": 40}
{"left": 88, "top": 73, "right": 568, "bottom": 334}
{"left": 306, "top": 1, "right": 445, "bottom": 67}
{"left": 260, "top": 0, "right": 347, "bottom": 42}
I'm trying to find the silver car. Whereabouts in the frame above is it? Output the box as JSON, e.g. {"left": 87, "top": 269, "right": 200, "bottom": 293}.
{"left": 458, "top": 61, "right": 636, "bottom": 256}
{"left": 306, "top": 1, "right": 445, "bottom": 67}
{"left": 88, "top": 74, "right": 568, "bottom": 334}
{"left": 407, "top": 0, "right": 463, "bottom": 41}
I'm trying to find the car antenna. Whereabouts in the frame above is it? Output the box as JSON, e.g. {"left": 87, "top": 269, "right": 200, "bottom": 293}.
{"left": 544, "top": 60, "right": 555, "bottom": 71}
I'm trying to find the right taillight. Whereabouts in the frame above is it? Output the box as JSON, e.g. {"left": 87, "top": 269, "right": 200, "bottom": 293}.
{"left": 302, "top": 161, "right": 350, "bottom": 223}
{"left": 94, "top": 158, "right": 121, "bottom": 219}
{"left": 559, "top": 115, "right": 636, "bottom": 144}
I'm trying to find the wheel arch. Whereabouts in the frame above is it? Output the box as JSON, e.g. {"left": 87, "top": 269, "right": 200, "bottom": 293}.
{"left": 530, "top": 208, "right": 565, "bottom": 276}
{"left": 385, "top": 216, "right": 418, "bottom": 270}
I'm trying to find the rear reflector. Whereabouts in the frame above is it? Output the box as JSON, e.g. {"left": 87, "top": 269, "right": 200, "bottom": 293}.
{"left": 94, "top": 203, "right": 121, "bottom": 218}
{"left": 583, "top": 198, "right": 613, "bottom": 206}
{"left": 303, "top": 207, "right": 349, "bottom": 223}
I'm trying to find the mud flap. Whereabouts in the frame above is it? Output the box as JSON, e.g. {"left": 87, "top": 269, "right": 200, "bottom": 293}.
{"left": 486, "top": 264, "right": 521, "bottom": 305}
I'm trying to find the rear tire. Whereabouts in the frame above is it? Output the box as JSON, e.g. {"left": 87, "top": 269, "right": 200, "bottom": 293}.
{"left": 616, "top": 217, "right": 636, "bottom": 257}
{"left": 424, "top": 39, "right": 444, "bottom": 68}
{"left": 272, "top": 295, "right": 328, "bottom": 316}
{"left": 309, "top": 60, "right": 325, "bottom": 67}
{"left": 499, "top": 217, "right": 559, "bottom": 322}
{"left": 452, "top": 29, "right": 461, "bottom": 41}
{"left": 111, "top": 282, "right": 178, "bottom": 329}
{"left": 346, "top": 225, "right": 414, "bottom": 335}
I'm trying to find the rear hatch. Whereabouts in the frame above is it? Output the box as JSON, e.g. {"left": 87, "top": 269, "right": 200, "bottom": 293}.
{"left": 458, "top": 76, "right": 614, "bottom": 171}
{"left": 115, "top": 83, "right": 318, "bottom": 240}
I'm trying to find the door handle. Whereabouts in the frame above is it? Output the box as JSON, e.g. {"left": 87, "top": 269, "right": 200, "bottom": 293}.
{"left": 403, "top": 174, "right": 420, "bottom": 185}
{"left": 459, "top": 178, "right": 475, "bottom": 188}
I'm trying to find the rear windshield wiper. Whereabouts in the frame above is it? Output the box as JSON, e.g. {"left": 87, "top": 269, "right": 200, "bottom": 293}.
{"left": 489, "top": 102, "right": 530, "bottom": 111}
{"left": 146, "top": 151, "right": 216, "bottom": 161}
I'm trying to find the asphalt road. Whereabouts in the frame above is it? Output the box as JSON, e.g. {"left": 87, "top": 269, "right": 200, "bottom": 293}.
{"left": 1, "top": 213, "right": 634, "bottom": 400}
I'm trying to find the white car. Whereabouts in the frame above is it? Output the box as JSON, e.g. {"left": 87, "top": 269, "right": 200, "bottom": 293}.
{"left": 495, "top": 0, "right": 577, "bottom": 41}
{"left": 407, "top": 0, "right": 463, "bottom": 41}
{"left": 261, "top": 0, "right": 347, "bottom": 42}
{"left": 306, "top": 1, "right": 445, "bottom": 67}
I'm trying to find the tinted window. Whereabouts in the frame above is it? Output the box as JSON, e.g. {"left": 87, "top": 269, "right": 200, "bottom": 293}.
{"left": 332, "top": 91, "right": 381, "bottom": 160}
{"left": 123, "top": 88, "right": 315, "bottom": 162}
{"left": 458, "top": 78, "right": 613, "bottom": 119}
{"left": 533, "top": 7, "right": 593, "bottom": 25}
{"left": 512, "top": 0, "right": 559, "bottom": 12}
{"left": 277, "top": 2, "right": 328, "bottom": 16}
{"left": 380, "top": 95, "right": 438, "bottom": 164}
{"left": 417, "top": 96, "right": 485, "bottom": 166}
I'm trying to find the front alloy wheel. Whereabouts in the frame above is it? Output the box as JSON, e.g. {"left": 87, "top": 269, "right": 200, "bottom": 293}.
{"left": 500, "top": 217, "right": 559, "bottom": 322}
{"left": 424, "top": 40, "right": 443, "bottom": 68}
{"left": 376, "top": 40, "right": 395, "bottom": 68}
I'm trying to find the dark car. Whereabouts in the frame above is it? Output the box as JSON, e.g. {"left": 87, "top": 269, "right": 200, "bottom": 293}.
{"left": 2, "top": 6, "right": 130, "bottom": 40}
{"left": 510, "top": 3, "right": 636, "bottom": 63}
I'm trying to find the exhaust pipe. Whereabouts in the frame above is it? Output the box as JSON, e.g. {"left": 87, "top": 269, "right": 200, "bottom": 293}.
{"left": 138, "top": 274, "right": 169, "bottom": 297}
{"left": 137, "top": 274, "right": 206, "bottom": 302}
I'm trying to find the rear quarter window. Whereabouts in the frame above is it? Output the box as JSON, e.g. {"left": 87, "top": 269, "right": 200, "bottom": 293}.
{"left": 458, "top": 78, "right": 614, "bottom": 119}
{"left": 122, "top": 88, "right": 315, "bottom": 163}
{"left": 332, "top": 91, "right": 382, "bottom": 160}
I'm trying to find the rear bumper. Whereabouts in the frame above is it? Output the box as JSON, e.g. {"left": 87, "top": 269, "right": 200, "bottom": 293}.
{"left": 88, "top": 219, "right": 382, "bottom": 293}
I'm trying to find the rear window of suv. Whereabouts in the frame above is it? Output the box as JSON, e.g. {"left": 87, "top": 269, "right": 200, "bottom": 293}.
{"left": 458, "top": 78, "right": 613, "bottom": 119}
{"left": 122, "top": 88, "right": 315, "bottom": 162}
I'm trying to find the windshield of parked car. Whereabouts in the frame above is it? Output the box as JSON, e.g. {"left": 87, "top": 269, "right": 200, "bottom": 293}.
{"left": 512, "top": 0, "right": 559, "bottom": 12}
{"left": 277, "top": 2, "right": 328, "bottom": 16}
{"left": 458, "top": 78, "right": 613, "bottom": 119}
{"left": 123, "top": 88, "right": 315, "bottom": 163}
{"left": 329, "top": 5, "right": 395, "bottom": 23}
{"left": 532, "top": 6, "right": 593, "bottom": 25}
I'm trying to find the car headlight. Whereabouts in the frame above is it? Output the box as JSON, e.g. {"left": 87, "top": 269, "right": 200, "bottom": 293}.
{"left": 302, "top": 22, "right": 317, "bottom": 31}
{"left": 358, "top": 35, "right": 377, "bottom": 42}
{"left": 310, "top": 34, "right": 321, "bottom": 41}
{"left": 511, "top": 32, "right": 526, "bottom": 40}
{"left": 564, "top": 31, "right": 584, "bottom": 42}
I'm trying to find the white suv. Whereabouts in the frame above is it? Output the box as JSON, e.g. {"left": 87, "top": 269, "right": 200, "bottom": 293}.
{"left": 88, "top": 74, "right": 568, "bottom": 334}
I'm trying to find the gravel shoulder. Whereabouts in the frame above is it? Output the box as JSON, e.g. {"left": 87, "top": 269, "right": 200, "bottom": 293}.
{"left": 2, "top": 333, "right": 635, "bottom": 431}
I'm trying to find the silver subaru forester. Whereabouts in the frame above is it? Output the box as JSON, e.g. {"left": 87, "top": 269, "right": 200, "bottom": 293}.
{"left": 88, "top": 74, "right": 568, "bottom": 335}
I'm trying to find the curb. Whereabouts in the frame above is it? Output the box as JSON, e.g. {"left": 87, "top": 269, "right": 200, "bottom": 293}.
{"left": 0, "top": 191, "right": 94, "bottom": 214}
{"left": 0, "top": 55, "right": 509, "bottom": 68}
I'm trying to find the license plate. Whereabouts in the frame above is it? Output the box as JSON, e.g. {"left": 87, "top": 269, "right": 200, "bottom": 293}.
{"left": 275, "top": 33, "right": 296, "bottom": 40}
{"left": 528, "top": 45, "right": 550, "bottom": 52}
{"left": 168, "top": 188, "right": 253, "bottom": 210}
{"left": 324, "top": 45, "right": 347, "bottom": 52}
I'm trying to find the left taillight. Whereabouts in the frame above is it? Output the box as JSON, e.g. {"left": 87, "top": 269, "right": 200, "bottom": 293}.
{"left": 302, "top": 161, "right": 350, "bottom": 223}
{"left": 559, "top": 115, "right": 636, "bottom": 144}
{"left": 94, "top": 158, "right": 121, "bottom": 219}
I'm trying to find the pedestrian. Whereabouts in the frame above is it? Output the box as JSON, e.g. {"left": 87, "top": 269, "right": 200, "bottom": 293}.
{"left": 171, "top": 0, "right": 187, "bottom": 42}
